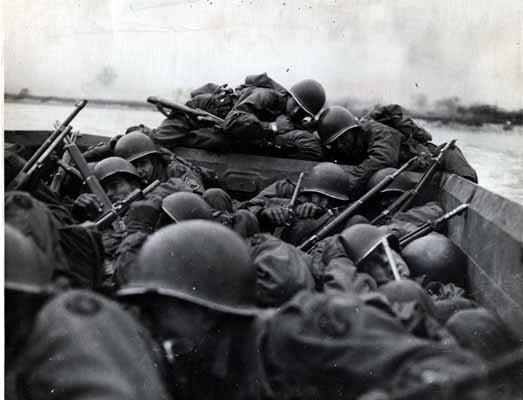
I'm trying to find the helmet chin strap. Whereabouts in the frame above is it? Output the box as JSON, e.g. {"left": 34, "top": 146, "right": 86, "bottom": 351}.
{"left": 381, "top": 237, "right": 401, "bottom": 281}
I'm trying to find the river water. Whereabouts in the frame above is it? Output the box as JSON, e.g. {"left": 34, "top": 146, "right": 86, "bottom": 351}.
{"left": 4, "top": 102, "right": 523, "bottom": 205}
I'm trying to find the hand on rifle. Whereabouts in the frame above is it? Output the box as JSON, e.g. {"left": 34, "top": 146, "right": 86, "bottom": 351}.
{"left": 295, "top": 202, "right": 323, "bottom": 219}
{"left": 73, "top": 193, "right": 103, "bottom": 221}
{"left": 260, "top": 206, "right": 292, "bottom": 226}
{"left": 274, "top": 115, "right": 294, "bottom": 134}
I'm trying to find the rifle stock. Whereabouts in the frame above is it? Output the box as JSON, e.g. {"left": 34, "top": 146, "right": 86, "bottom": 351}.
{"left": 297, "top": 156, "right": 419, "bottom": 252}
{"left": 65, "top": 141, "right": 115, "bottom": 216}
{"left": 147, "top": 96, "right": 224, "bottom": 126}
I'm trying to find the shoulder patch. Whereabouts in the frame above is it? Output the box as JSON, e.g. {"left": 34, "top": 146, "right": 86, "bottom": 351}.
{"left": 65, "top": 293, "right": 102, "bottom": 316}
{"left": 183, "top": 176, "right": 201, "bottom": 191}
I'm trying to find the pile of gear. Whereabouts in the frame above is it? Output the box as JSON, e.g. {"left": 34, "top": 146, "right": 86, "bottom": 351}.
{"left": 5, "top": 73, "right": 521, "bottom": 400}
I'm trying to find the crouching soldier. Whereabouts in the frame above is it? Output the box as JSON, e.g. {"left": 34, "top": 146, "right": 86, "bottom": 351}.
{"left": 72, "top": 157, "right": 192, "bottom": 290}
{"left": 117, "top": 220, "right": 486, "bottom": 400}
{"left": 114, "top": 131, "right": 218, "bottom": 194}
{"left": 5, "top": 224, "right": 58, "bottom": 396}
{"left": 14, "top": 290, "right": 173, "bottom": 400}
{"left": 340, "top": 223, "right": 411, "bottom": 286}
{"left": 317, "top": 106, "right": 405, "bottom": 196}
{"left": 244, "top": 162, "right": 352, "bottom": 245}
{"left": 223, "top": 79, "right": 326, "bottom": 160}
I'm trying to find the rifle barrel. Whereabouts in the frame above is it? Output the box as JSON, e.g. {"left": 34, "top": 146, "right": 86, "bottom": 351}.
{"left": 22, "top": 100, "right": 87, "bottom": 172}
{"left": 395, "top": 140, "right": 457, "bottom": 215}
{"left": 298, "top": 156, "right": 419, "bottom": 251}
{"left": 95, "top": 180, "right": 161, "bottom": 229}
{"left": 398, "top": 203, "right": 469, "bottom": 248}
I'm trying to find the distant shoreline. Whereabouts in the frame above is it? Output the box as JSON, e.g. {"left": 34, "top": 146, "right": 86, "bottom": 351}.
{"left": 4, "top": 93, "right": 154, "bottom": 110}
{"left": 5, "top": 92, "right": 522, "bottom": 127}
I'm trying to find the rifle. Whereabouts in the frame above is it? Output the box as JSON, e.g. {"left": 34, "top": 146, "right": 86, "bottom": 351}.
{"left": 398, "top": 203, "right": 469, "bottom": 248}
{"left": 7, "top": 100, "right": 88, "bottom": 191}
{"left": 50, "top": 129, "right": 81, "bottom": 193}
{"left": 274, "top": 172, "right": 305, "bottom": 238}
{"left": 297, "top": 156, "right": 419, "bottom": 252}
{"left": 147, "top": 96, "right": 224, "bottom": 126}
{"left": 7, "top": 126, "right": 73, "bottom": 191}
{"left": 371, "top": 139, "right": 457, "bottom": 225}
{"left": 95, "top": 179, "right": 161, "bottom": 229}
{"left": 64, "top": 138, "right": 125, "bottom": 231}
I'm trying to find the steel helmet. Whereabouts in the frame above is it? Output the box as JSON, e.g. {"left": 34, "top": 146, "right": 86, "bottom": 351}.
{"left": 366, "top": 168, "right": 415, "bottom": 195}
{"left": 5, "top": 224, "right": 54, "bottom": 295}
{"left": 114, "top": 132, "right": 160, "bottom": 163}
{"left": 339, "top": 224, "right": 399, "bottom": 266}
{"left": 118, "top": 220, "right": 259, "bottom": 317}
{"left": 378, "top": 280, "right": 436, "bottom": 317}
{"left": 301, "top": 162, "right": 351, "bottom": 201}
{"left": 288, "top": 79, "right": 326, "bottom": 117}
{"left": 161, "top": 192, "right": 213, "bottom": 223}
{"left": 317, "top": 106, "right": 359, "bottom": 145}
{"left": 93, "top": 156, "right": 141, "bottom": 183}
{"left": 401, "top": 232, "right": 467, "bottom": 285}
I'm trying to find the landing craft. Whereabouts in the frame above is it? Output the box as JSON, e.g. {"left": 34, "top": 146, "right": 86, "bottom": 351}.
{"left": 5, "top": 129, "right": 523, "bottom": 392}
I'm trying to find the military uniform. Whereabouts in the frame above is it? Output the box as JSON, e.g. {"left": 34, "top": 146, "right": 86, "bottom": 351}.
{"left": 326, "top": 118, "right": 403, "bottom": 196}
{"left": 9, "top": 290, "right": 173, "bottom": 400}
{"left": 223, "top": 87, "right": 324, "bottom": 160}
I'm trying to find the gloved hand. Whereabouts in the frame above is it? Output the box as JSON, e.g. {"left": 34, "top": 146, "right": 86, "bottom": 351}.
{"left": 274, "top": 115, "right": 294, "bottom": 134}
{"left": 295, "top": 202, "right": 323, "bottom": 219}
{"left": 260, "top": 206, "right": 291, "bottom": 226}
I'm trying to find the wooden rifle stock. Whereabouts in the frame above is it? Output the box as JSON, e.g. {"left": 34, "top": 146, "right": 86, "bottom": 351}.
{"left": 147, "top": 96, "right": 224, "bottom": 126}
{"left": 65, "top": 140, "right": 115, "bottom": 215}
{"left": 297, "top": 156, "right": 419, "bottom": 252}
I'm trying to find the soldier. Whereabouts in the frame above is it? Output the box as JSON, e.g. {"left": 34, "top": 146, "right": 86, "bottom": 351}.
{"left": 317, "top": 105, "right": 405, "bottom": 196}
{"left": 73, "top": 156, "right": 192, "bottom": 222}
{"left": 243, "top": 162, "right": 351, "bottom": 244}
{"left": 14, "top": 290, "right": 173, "bottom": 400}
{"left": 112, "top": 192, "right": 214, "bottom": 286}
{"left": 339, "top": 223, "right": 411, "bottom": 285}
{"left": 6, "top": 191, "right": 105, "bottom": 289}
{"left": 223, "top": 79, "right": 326, "bottom": 160}
{"left": 114, "top": 131, "right": 212, "bottom": 194}
{"left": 151, "top": 82, "right": 237, "bottom": 152}
{"left": 118, "top": 220, "right": 486, "bottom": 400}
{"left": 401, "top": 232, "right": 468, "bottom": 287}
{"left": 364, "top": 167, "right": 446, "bottom": 237}
{"left": 5, "top": 224, "right": 57, "bottom": 376}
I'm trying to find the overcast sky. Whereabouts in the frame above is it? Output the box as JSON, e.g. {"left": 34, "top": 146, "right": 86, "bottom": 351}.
{"left": 4, "top": 0, "right": 523, "bottom": 109}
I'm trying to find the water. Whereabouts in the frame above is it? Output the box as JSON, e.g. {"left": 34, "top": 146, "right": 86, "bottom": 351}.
{"left": 5, "top": 102, "right": 523, "bottom": 205}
